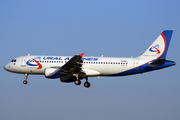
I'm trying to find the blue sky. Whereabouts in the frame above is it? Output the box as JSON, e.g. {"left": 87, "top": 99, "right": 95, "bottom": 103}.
{"left": 0, "top": 0, "right": 180, "bottom": 120}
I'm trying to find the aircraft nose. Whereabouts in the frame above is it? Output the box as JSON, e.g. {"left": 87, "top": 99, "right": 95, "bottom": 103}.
{"left": 4, "top": 63, "right": 11, "bottom": 71}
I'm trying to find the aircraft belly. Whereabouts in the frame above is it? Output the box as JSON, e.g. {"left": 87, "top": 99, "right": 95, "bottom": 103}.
{"left": 101, "top": 66, "right": 133, "bottom": 75}
{"left": 16, "top": 67, "right": 44, "bottom": 74}
{"left": 83, "top": 64, "right": 133, "bottom": 76}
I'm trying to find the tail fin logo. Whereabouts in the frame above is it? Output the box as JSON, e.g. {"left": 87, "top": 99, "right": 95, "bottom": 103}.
{"left": 26, "top": 57, "right": 42, "bottom": 69}
{"left": 149, "top": 44, "right": 161, "bottom": 54}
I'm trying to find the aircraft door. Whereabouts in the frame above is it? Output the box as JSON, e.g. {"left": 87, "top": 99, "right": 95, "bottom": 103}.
{"left": 21, "top": 57, "right": 27, "bottom": 67}
{"left": 133, "top": 59, "right": 139, "bottom": 69}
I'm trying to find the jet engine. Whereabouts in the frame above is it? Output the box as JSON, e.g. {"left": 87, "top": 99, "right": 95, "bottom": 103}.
{"left": 44, "top": 68, "right": 61, "bottom": 78}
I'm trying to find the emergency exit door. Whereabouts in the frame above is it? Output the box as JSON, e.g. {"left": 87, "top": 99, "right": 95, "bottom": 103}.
{"left": 133, "top": 59, "right": 139, "bottom": 69}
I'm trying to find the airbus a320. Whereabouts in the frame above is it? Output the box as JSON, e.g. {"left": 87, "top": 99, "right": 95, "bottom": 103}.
{"left": 4, "top": 30, "right": 175, "bottom": 88}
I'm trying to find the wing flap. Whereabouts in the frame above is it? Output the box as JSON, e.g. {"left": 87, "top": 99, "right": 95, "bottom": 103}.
{"left": 61, "top": 53, "right": 84, "bottom": 73}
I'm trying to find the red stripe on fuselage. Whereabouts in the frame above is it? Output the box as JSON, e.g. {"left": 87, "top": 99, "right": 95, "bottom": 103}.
{"left": 31, "top": 58, "right": 42, "bottom": 69}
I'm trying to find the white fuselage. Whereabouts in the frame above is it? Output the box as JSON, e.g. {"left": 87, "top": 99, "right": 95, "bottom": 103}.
{"left": 4, "top": 55, "right": 151, "bottom": 77}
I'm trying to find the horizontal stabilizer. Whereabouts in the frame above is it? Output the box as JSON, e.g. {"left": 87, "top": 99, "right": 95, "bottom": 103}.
{"left": 148, "top": 58, "right": 165, "bottom": 67}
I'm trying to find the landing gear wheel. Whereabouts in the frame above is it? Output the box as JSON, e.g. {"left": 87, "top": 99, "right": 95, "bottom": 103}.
{"left": 23, "top": 80, "right": 28, "bottom": 84}
{"left": 23, "top": 74, "right": 29, "bottom": 85}
{"left": 84, "top": 82, "right": 90, "bottom": 88}
{"left": 74, "top": 80, "right": 81, "bottom": 85}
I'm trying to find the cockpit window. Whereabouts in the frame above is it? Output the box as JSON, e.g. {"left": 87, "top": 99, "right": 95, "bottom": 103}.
{"left": 11, "top": 59, "right": 16, "bottom": 62}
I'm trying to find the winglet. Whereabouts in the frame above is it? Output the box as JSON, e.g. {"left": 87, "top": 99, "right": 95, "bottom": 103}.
{"left": 79, "top": 53, "right": 85, "bottom": 58}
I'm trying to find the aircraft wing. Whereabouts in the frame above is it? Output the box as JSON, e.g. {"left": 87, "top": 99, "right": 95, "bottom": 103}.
{"left": 61, "top": 53, "right": 84, "bottom": 73}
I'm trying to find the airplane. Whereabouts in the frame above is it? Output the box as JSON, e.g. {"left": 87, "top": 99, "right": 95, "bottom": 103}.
{"left": 4, "top": 30, "right": 176, "bottom": 88}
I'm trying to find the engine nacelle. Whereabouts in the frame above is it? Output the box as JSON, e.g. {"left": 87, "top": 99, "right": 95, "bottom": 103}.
{"left": 44, "top": 68, "right": 60, "bottom": 78}
{"left": 44, "top": 68, "right": 81, "bottom": 83}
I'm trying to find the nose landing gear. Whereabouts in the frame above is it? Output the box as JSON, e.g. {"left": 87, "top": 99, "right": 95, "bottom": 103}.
{"left": 23, "top": 73, "right": 28, "bottom": 84}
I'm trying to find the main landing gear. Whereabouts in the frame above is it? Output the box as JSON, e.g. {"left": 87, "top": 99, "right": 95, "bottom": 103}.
{"left": 74, "top": 77, "right": 91, "bottom": 88}
{"left": 74, "top": 80, "right": 81, "bottom": 85}
{"left": 23, "top": 73, "right": 28, "bottom": 84}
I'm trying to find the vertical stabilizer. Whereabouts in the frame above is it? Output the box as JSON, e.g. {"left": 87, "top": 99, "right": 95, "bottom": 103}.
{"left": 139, "top": 30, "right": 173, "bottom": 59}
